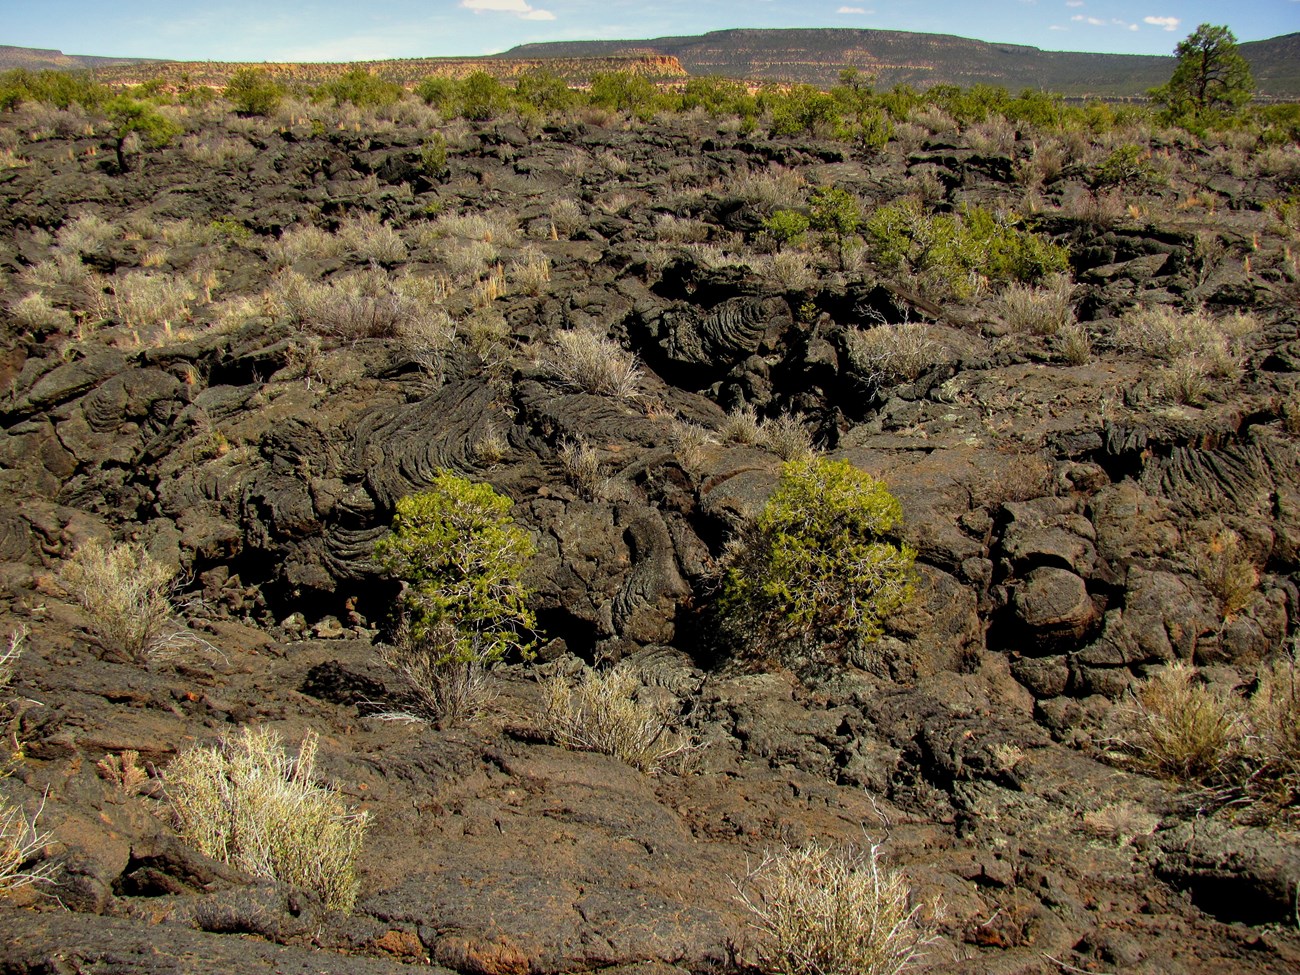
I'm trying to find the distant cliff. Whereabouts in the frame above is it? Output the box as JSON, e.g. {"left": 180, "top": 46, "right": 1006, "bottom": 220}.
{"left": 502, "top": 27, "right": 1300, "bottom": 98}
{"left": 83, "top": 54, "right": 686, "bottom": 90}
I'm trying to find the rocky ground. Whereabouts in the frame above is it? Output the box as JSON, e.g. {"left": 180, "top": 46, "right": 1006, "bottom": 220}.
{"left": 0, "top": 95, "right": 1298, "bottom": 974}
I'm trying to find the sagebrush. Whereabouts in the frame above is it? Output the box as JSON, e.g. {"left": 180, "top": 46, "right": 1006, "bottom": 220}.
{"left": 166, "top": 727, "right": 367, "bottom": 912}
{"left": 734, "top": 839, "right": 937, "bottom": 975}
{"left": 543, "top": 665, "right": 695, "bottom": 774}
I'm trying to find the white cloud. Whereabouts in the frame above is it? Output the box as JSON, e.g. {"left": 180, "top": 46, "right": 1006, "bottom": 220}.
{"left": 838, "top": 6, "right": 871, "bottom": 14}
{"left": 1072, "top": 14, "right": 1106, "bottom": 25}
{"left": 460, "top": 0, "right": 555, "bottom": 21}
{"left": 1065, "top": 1, "right": 1084, "bottom": 6}
{"left": 1144, "top": 15, "right": 1181, "bottom": 31}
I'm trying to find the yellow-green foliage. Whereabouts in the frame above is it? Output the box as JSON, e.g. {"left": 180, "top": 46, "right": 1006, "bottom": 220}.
{"left": 866, "top": 199, "right": 1068, "bottom": 296}
{"left": 375, "top": 470, "right": 536, "bottom": 664}
{"left": 166, "top": 727, "right": 367, "bottom": 912}
{"left": 721, "top": 456, "right": 916, "bottom": 664}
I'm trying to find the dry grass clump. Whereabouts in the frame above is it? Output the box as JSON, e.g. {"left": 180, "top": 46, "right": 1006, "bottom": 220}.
{"left": 1113, "top": 651, "right": 1300, "bottom": 823}
{"left": 10, "top": 292, "right": 75, "bottom": 333}
{"left": 669, "top": 418, "right": 715, "bottom": 471}
{"left": 179, "top": 134, "right": 256, "bottom": 167}
{"left": 471, "top": 263, "right": 507, "bottom": 308}
{"left": 55, "top": 213, "right": 117, "bottom": 258}
{"left": 272, "top": 268, "right": 444, "bottom": 340}
{"left": 1112, "top": 662, "right": 1242, "bottom": 782}
{"left": 548, "top": 198, "right": 585, "bottom": 238}
{"left": 1245, "top": 650, "right": 1300, "bottom": 818}
{"left": 754, "top": 251, "right": 816, "bottom": 291}
{"left": 734, "top": 168, "right": 807, "bottom": 209}
{"left": 1190, "top": 527, "right": 1259, "bottom": 619}
{"left": 556, "top": 436, "right": 605, "bottom": 499}
{"left": 267, "top": 224, "right": 348, "bottom": 266}
{"left": 0, "top": 148, "right": 29, "bottom": 169}
{"left": 718, "top": 405, "right": 817, "bottom": 459}
{"left": 0, "top": 792, "right": 53, "bottom": 893}
{"left": 1080, "top": 801, "right": 1160, "bottom": 846}
{"left": 1055, "top": 321, "right": 1093, "bottom": 365}
{"left": 104, "top": 270, "right": 201, "bottom": 330}
{"left": 377, "top": 621, "right": 495, "bottom": 726}
{"left": 18, "top": 253, "right": 98, "bottom": 307}
{"left": 58, "top": 539, "right": 178, "bottom": 663}
{"left": 1118, "top": 305, "right": 1256, "bottom": 405}
{"left": 439, "top": 238, "right": 499, "bottom": 283}
{"left": 543, "top": 666, "right": 695, "bottom": 774}
{"left": 337, "top": 212, "right": 407, "bottom": 265}
{"left": 507, "top": 249, "right": 551, "bottom": 295}
{"left": 965, "top": 117, "right": 1016, "bottom": 155}
{"left": 395, "top": 307, "right": 457, "bottom": 379}
{"left": 166, "top": 727, "right": 367, "bottom": 912}
{"left": 423, "top": 210, "right": 519, "bottom": 247}
{"left": 758, "top": 413, "right": 815, "bottom": 461}
{"left": 994, "top": 274, "right": 1074, "bottom": 336}
{"left": 654, "top": 214, "right": 712, "bottom": 243}
{"left": 1118, "top": 306, "right": 1255, "bottom": 369}
{"left": 547, "top": 329, "right": 642, "bottom": 398}
{"left": 845, "top": 323, "right": 937, "bottom": 384}
{"left": 1282, "top": 387, "right": 1300, "bottom": 434}
{"left": 734, "top": 839, "right": 937, "bottom": 975}
{"left": 0, "top": 626, "right": 24, "bottom": 694}
{"left": 719, "top": 404, "right": 765, "bottom": 446}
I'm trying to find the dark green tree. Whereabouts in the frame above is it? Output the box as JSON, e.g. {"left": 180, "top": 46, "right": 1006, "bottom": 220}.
{"left": 1149, "top": 24, "right": 1254, "bottom": 124}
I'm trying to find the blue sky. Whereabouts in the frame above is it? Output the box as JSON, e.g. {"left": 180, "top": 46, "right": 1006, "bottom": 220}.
{"left": 3, "top": 0, "right": 1298, "bottom": 61}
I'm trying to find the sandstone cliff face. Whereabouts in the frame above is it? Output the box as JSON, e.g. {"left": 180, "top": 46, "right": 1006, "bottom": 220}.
{"left": 0, "top": 95, "right": 1297, "bottom": 975}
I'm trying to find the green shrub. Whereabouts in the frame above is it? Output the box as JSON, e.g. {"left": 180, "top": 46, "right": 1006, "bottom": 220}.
{"left": 853, "top": 109, "right": 893, "bottom": 153}
{"left": 763, "top": 209, "right": 810, "bottom": 250}
{"left": 866, "top": 199, "right": 1067, "bottom": 296}
{"left": 315, "top": 68, "right": 401, "bottom": 109}
{"left": 679, "top": 76, "right": 756, "bottom": 117}
{"left": 166, "top": 727, "right": 367, "bottom": 912}
{"left": 0, "top": 69, "right": 106, "bottom": 111}
{"left": 589, "top": 70, "right": 659, "bottom": 119}
{"left": 1091, "top": 144, "right": 1153, "bottom": 189}
{"left": 514, "top": 68, "right": 574, "bottom": 113}
{"left": 810, "top": 186, "right": 862, "bottom": 268}
{"left": 720, "top": 456, "right": 916, "bottom": 665}
{"left": 763, "top": 84, "right": 843, "bottom": 137}
{"left": 375, "top": 471, "right": 536, "bottom": 665}
{"left": 105, "top": 96, "right": 181, "bottom": 172}
{"left": 224, "top": 67, "right": 282, "bottom": 116}
{"left": 458, "top": 71, "right": 509, "bottom": 121}
{"left": 414, "top": 76, "right": 459, "bottom": 112}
